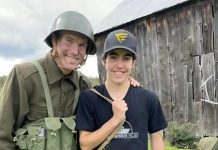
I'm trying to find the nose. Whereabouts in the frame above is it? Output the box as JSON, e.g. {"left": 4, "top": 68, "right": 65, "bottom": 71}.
{"left": 116, "top": 58, "right": 124, "bottom": 68}
{"left": 71, "top": 44, "right": 79, "bottom": 55}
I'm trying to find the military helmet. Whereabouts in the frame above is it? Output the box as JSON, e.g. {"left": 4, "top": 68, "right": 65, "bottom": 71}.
{"left": 103, "top": 29, "right": 137, "bottom": 56}
{"left": 44, "top": 11, "right": 96, "bottom": 55}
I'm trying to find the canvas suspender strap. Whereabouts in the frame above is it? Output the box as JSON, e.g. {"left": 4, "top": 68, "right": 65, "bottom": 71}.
{"left": 90, "top": 89, "right": 126, "bottom": 150}
{"left": 97, "top": 120, "right": 125, "bottom": 150}
{"left": 77, "top": 71, "right": 92, "bottom": 89}
{"left": 32, "top": 61, "right": 54, "bottom": 117}
{"left": 72, "top": 71, "right": 81, "bottom": 114}
{"left": 72, "top": 71, "right": 92, "bottom": 114}
{"left": 90, "top": 88, "right": 113, "bottom": 104}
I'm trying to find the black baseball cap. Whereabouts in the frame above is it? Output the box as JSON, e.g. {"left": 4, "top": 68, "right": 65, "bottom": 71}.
{"left": 103, "top": 29, "right": 137, "bottom": 56}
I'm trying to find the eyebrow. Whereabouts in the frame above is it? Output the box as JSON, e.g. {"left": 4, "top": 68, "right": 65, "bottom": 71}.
{"left": 63, "top": 35, "right": 74, "bottom": 39}
{"left": 109, "top": 51, "right": 133, "bottom": 57}
{"left": 63, "top": 34, "right": 88, "bottom": 44}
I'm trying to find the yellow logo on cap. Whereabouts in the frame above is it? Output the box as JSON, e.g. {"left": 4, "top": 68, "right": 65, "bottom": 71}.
{"left": 115, "top": 33, "right": 128, "bottom": 43}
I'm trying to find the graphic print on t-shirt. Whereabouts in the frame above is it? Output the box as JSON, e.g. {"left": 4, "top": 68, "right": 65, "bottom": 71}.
{"left": 114, "top": 120, "right": 139, "bottom": 139}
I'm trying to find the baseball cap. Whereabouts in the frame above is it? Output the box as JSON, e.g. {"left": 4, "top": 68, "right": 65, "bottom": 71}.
{"left": 103, "top": 29, "right": 137, "bottom": 56}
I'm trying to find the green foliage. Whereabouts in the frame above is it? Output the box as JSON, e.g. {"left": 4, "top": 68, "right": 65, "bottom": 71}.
{"left": 88, "top": 77, "right": 100, "bottom": 87}
{"left": 148, "top": 141, "right": 187, "bottom": 150}
{"left": 166, "top": 122, "right": 200, "bottom": 149}
{"left": 0, "top": 75, "right": 7, "bottom": 91}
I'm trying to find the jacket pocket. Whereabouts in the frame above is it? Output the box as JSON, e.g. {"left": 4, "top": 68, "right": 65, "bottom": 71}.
{"left": 27, "top": 126, "right": 46, "bottom": 150}
{"left": 15, "top": 125, "right": 46, "bottom": 150}
{"left": 15, "top": 128, "right": 28, "bottom": 149}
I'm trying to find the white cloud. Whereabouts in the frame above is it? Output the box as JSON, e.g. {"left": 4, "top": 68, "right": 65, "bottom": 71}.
{"left": 78, "top": 55, "right": 99, "bottom": 78}
{"left": 0, "top": 0, "right": 122, "bottom": 77}
{"left": 0, "top": 58, "right": 23, "bottom": 76}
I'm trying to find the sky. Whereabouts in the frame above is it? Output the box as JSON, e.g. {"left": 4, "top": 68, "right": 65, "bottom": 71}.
{"left": 0, "top": 0, "right": 123, "bottom": 77}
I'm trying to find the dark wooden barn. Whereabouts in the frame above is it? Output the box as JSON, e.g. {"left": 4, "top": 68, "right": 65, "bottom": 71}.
{"left": 94, "top": 0, "right": 218, "bottom": 136}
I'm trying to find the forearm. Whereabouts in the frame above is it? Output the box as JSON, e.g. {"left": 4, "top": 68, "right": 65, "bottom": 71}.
{"left": 80, "top": 117, "right": 120, "bottom": 150}
{"left": 151, "top": 139, "right": 165, "bottom": 150}
{"left": 150, "top": 131, "right": 165, "bottom": 150}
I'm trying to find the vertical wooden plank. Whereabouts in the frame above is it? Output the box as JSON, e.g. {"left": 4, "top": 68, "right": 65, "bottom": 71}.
{"left": 167, "top": 9, "right": 187, "bottom": 123}
{"left": 150, "top": 19, "right": 160, "bottom": 94}
{"left": 95, "top": 35, "right": 107, "bottom": 83}
{"left": 213, "top": 0, "right": 218, "bottom": 137}
{"left": 143, "top": 19, "right": 156, "bottom": 90}
{"left": 184, "top": 65, "right": 188, "bottom": 122}
{"left": 187, "top": 82, "right": 193, "bottom": 122}
{"left": 201, "top": 1, "right": 214, "bottom": 54}
{"left": 193, "top": 101, "right": 203, "bottom": 136}
{"left": 179, "top": 8, "right": 190, "bottom": 65}
{"left": 214, "top": 0, "right": 218, "bottom": 60}
{"left": 193, "top": 56, "right": 202, "bottom": 102}
{"left": 201, "top": 53, "right": 215, "bottom": 102}
{"left": 201, "top": 52, "right": 216, "bottom": 136}
{"left": 156, "top": 16, "right": 171, "bottom": 122}
{"left": 191, "top": 3, "right": 203, "bottom": 56}
{"left": 167, "top": 11, "right": 178, "bottom": 123}
{"left": 142, "top": 21, "right": 152, "bottom": 88}
{"left": 133, "top": 21, "right": 148, "bottom": 87}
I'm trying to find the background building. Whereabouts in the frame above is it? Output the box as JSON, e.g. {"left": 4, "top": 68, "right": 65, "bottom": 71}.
{"left": 94, "top": 0, "right": 218, "bottom": 136}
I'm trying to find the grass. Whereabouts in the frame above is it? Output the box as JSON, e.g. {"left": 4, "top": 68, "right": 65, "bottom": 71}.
{"left": 148, "top": 141, "right": 188, "bottom": 150}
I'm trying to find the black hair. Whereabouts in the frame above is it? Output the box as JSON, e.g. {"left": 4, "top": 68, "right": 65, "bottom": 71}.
{"left": 102, "top": 50, "right": 136, "bottom": 61}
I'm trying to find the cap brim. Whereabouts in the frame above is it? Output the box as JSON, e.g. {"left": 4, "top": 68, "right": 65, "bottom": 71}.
{"left": 104, "top": 46, "right": 136, "bottom": 55}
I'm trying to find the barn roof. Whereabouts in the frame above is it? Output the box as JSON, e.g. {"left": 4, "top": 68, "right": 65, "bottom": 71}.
{"left": 94, "top": 0, "right": 190, "bottom": 35}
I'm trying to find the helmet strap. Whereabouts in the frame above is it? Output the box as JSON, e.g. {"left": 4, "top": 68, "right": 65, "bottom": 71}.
{"left": 77, "top": 55, "right": 88, "bottom": 69}
{"left": 77, "top": 44, "right": 91, "bottom": 68}
{"left": 51, "top": 33, "right": 59, "bottom": 58}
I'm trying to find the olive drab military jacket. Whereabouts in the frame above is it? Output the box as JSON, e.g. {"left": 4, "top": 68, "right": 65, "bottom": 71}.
{"left": 0, "top": 52, "right": 91, "bottom": 149}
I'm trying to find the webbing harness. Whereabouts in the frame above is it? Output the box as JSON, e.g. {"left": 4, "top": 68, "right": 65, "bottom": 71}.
{"left": 14, "top": 60, "right": 81, "bottom": 150}
{"left": 32, "top": 60, "right": 81, "bottom": 116}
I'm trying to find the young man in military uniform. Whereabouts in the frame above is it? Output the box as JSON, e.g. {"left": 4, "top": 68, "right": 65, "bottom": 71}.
{"left": 0, "top": 11, "right": 95, "bottom": 149}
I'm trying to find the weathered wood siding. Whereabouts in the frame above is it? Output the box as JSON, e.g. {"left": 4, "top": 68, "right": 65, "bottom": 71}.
{"left": 95, "top": 0, "right": 218, "bottom": 136}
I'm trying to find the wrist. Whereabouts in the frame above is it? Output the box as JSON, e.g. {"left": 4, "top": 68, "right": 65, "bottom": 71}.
{"left": 111, "top": 116, "right": 122, "bottom": 127}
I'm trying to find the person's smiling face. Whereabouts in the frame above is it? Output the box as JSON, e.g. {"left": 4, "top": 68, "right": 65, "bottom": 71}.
{"left": 54, "top": 31, "right": 88, "bottom": 71}
{"left": 104, "top": 48, "right": 135, "bottom": 84}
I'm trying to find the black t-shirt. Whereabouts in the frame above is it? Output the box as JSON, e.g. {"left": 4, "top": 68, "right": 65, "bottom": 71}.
{"left": 76, "top": 84, "right": 167, "bottom": 150}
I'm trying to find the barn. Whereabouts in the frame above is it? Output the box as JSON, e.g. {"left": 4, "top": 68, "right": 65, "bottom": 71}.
{"left": 94, "top": 0, "right": 218, "bottom": 136}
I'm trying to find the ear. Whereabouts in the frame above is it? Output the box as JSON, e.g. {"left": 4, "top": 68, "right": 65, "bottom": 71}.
{"left": 101, "top": 58, "right": 106, "bottom": 66}
{"left": 101, "top": 54, "right": 106, "bottom": 66}
{"left": 51, "top": 33, "right": 58, "bottom": 49}
{"left": 132, "top": 60, "right": 136, "bottom": 68}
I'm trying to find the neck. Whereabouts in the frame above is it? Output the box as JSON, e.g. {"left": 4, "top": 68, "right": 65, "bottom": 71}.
{"left": 59, "top": 67, "right": 72, "bottom": 75}
{"left": 105, "top": 79, "right": 130, "bottom": 101}
{"left": 54, "top": 57, "right": 72, "bottom": 75}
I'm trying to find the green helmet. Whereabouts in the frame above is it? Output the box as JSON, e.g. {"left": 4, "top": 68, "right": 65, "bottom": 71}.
{"left": 44, "top": 11, "right": 96, "bottom": 55}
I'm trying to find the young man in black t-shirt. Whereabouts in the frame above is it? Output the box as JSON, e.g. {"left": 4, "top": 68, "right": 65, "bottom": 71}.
{"left": 76, "top": 29, "right": 167, "bottom": 150}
